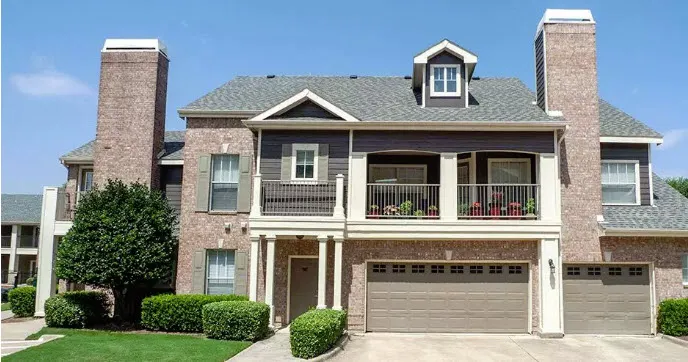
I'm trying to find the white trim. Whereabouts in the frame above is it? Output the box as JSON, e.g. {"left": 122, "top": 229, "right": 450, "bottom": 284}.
{"left": 429, "top": 64, "right": 461, "bottom": 97}
{"left": 464, "top": 73, "right": 469, "bottom": 108}
{"left": 648, "top": 145, "right": 654, "bottom": 207}
{"left": 291, "top": 144, "right": 319, "bottom": 181}
{"left": 158, "top": 159, "right": 183, "bottom": 165}
{"left": 603, "top": 228, "right": 688, "bottom": 237}
{"left": 256, "top": 129, "right": 262, "bottom": 172}
{"left": 102, "top": 39, "right": 168, "bottom": 58}
{"left": 536, "top": 9, "right": 595, "bottom": 36}
{"left": 347, "top": 130, "right": 353, "bottom": 217}
{"left": 177, "top": 109, "right": 259, "bottom": 118}
{"left": 243, "top": 119, "right": 568, "bottom": 131}
{"left": 249, "top": 89, "right": 360, "bottom": 122}
{"left": 600, "top": 136, "right": 663, "bottom": 145}
{"left": 601, "top": 160, "right": 641, "bottom": 206}
{"left": 413, "top": 39, "right": 478, "bottom": 64}
{"left": 487, "top": 158, "right": 532, "bottom": 184}
{"left": 286, "top": 255, "right": 319, "bottom": 323}
{"left": 421, "top": 66, "right": 426, "bottom": 108}
{"left": 368, "top": 164, "right": 428, "bottom": 184}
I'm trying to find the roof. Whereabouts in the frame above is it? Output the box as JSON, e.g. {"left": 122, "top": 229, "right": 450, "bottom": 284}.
{"left": 603, "top": 174, "right": 688, "bottom": 232}
{"left": 60, "top": 131, "right": 185, "bottom": 163}
{"left": 599, "top": 99, "right": 663, "bottom": 138}
{"left": 1, "top": 194, "right": 43, "bottom": 224}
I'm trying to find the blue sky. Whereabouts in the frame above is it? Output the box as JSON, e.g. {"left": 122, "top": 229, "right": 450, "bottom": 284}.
{"left": 2, "top": 0, "right": 687, "bottom": 193}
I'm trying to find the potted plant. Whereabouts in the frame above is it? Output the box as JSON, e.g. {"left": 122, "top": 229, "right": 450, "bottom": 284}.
{"left": 368, "top": 204, "right": 380, "bottom": 219}
{"left": 414, "top": 210, "right": 425, "bottom": 219}
{"left": 427, "top": 205, "right": 439, "bottom": 218}
{"left": 525, "top": 198, "right": 536, "bottom": 218}
{"left": 399, "top": 200, "right": 413, "bottom": 216}
{"left": 458, "top": 203, "right": 469, "bottom": 217}
{"left": 469, "top": 202, "right": 482, "bottom": 217}
{"left": 383, "top": 204, "right": 399, "bottom": 217}
{"left": 508, "top": 202, "right": 522, "bottom": 217}
{"left": 490, "top": 192, "right": 503, "bottom": 218}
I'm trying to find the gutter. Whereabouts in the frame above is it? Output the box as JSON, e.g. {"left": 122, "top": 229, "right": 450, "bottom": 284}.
{"left": 602, "top": 227, "right": 688, "bottom": 237}
{"left": 242, "top": 120, "right": 569, "bottom": 131}
{"left": 177, "top": 109, "right": 259, "bottom": 118}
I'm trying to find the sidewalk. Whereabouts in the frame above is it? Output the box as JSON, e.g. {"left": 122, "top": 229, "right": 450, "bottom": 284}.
{"left": 1, "top": 317, "right": 51, "bottom": 357}
{"left": 1, "top": 311, "right": 14, "bottom": 320}
{"left": 231, "top": 327, "right": 301, "bottom": 362}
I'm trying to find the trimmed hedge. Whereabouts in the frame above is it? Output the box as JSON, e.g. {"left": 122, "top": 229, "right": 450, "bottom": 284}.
{"left": 141, "top": 294, "right": 248, "bottom": 333}
{"left": 8, "top": 286, "right": 36, "bottom": 317}
{"left": 658, "top": 298, "right": 688, "bottom": 336}
{"left": 45, "top": 291, "right": 110, "bottom": 328}
{"left": 202, "top": 301, "right": 270, "bottom": 341}
{"left": 290, "top": 309, "right": 347, "bottom": 359}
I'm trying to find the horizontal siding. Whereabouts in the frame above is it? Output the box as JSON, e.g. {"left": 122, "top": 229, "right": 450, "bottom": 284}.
{"left": 272, "top": 100, "right": 341, "bottom": 119}
{"left": 600, "top": 143, "right": 650, "bottom": 205}
{"left": 353, "top": 131, "right": 555, "bottom": 154}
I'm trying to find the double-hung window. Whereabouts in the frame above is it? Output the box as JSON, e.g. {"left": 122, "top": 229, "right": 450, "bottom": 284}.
{"left": 292, "top": 144, "right": 318, "bottom": 181}
{"left": 210, "top": 154, "right": 240, "bottom": 211}
{"left": 682, "top": 254, "right": 688, "bottom": 286}
{"left": 369, "top": 165, "right": 427, "bottom": 184}
{"left": 601, "top": 161, "right": 640, "bottom": 205}
{"left": 206, "top": 250, "right": 235, "bottom": 295}
{"left": 80, "top": 169, "right": 93, "bottom": 192}
{"left": 430, "top": 65, "right": 460, "bottom": 97}
{"left": 489, "top": 159, "right": 531, "bottom": 184}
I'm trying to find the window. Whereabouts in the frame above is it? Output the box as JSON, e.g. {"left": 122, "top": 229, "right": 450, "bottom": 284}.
{"left": 411, "top": 264, "right": 425, "bottom": 273}
{"left": 392, "top": 264, "right": 406, "bottom": 273}
{"left": 629, "top": 267, "right": 643, "bottom": 276}
{"left": 587, "top": 267, "right": 601, "bottom": 276}
{"left": 601, "top": 161, "right": 640, "bottom": 205}
{"left": 489, "top": 159, "right": 531, "bottom": 184}
{"left": 450, "top": 265, "right": 464, "bottom": 274}
{"left": 608, "top": 267, "right": 622, "bottom": 276}
{"left": 682, "top": 255, "right": 688, "bottom": 285}
{"left": 470, "top": 265, "right": 483, "bottom": 274}
{"left": 206, "top": 250, "right": 235, "bottom": 295}
{"left": 80, "top": 169, "right": 93, "bottom": 192}
{"left": 372, "top": 264, "right": 387, "bottom": 273}
{"left": 430, "top": 65, "right": 460, "bottom": 96}
{"left": 457, "top": 161, "right": 470, "bottom": 185}
{"left": 509, "top": 265, "right": 523, "bottom": 274}
{"left": 369, "top": 165, "right": 427, "bottom": 184}
{"left": 489, "top": 265, "right": 503, "bottom": 274}
{"left": 292, "top": 144, "right": 318, "bottom": 180}
{"left": 567, "top": 267, "right": 580, "bottom": 276}
{"left": 210, "top": 155, "right": 240, "bottom": 211}
{"left": 431, "top": 265, "right": 445, "bottom": 274}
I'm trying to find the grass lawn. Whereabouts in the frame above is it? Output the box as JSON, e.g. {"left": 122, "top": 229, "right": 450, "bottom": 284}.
{"left": 5, "top": 327, "right": 251, "bottom": 362}
{"left": 1, "top": 302, "right": 10, "bottom": 311}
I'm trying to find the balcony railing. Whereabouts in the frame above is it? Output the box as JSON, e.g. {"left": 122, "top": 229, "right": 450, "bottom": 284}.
{"left": 366, "top": 184, "right": 440, "bottom": 219}
{"left": 56, "top": 190, "right": 88, "bottom": 221}
{"left": 457, "top": 184, "right": 540, "bottom": 220}
{"left": 261, "top": 180, "right": 337, "bottom": 216}
{"left": 18, "top": 235, "right": 38, "bottom": 248}
{"left": 1, "top": 236, "right": 10, "bottom": 248}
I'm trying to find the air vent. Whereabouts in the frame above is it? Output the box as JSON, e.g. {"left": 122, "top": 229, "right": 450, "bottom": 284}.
{"left": 472, "top": 76, "right": 481, "bottom": 80}
{"left": 349, "top": 75, "right": 358, "bottom": 79}
{"left": 404, "top": 75, "right": 412, "bottom": 79}
{"left": 266, "top": 75, "right": 275, "bottom": 79}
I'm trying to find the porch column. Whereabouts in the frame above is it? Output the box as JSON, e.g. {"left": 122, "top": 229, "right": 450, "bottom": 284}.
{"left": 440, "top": 153, "right": 458, "bottom": 220}
{"left": 333, "top": 174, "right": 345, "bottom": 218}
{"left": 539, "top": 238, "right": 563, "bottom": 337}
{"left": 249, "top": 174, "right": 262, "bottom": 217}
{"left": 8, "top": 225, "right": 19, "bottom": 282}
{"left": 264, "top": 236, "right": 276, "bottom": 327}
{"left": 249, "top": 236, "right": 261, "bottom": 301}
{"left": 349, "top": 152, "right": 367, "bottom": 220}
{"left": 317, "top": 237, "right": 328, "bottom": 309}
{"left": 538, "top": 153, "right": 559, "bottom": 222}
{"left": 35, "top": 187, "right": 59, "bottom": 317}
{"left": 332, "top": 238, "right": 343, "bottom": 310}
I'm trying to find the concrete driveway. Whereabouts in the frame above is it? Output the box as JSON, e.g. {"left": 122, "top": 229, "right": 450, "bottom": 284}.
{"left": 331, "top": 334, "right": 687, "bottom": 362}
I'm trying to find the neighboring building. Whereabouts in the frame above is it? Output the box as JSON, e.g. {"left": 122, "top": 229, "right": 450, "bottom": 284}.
{"left": 1, "top": 194, "right": 42, "bottom": 286}
{"left": 36, "top": 9, "right": 687, "bottom": 337}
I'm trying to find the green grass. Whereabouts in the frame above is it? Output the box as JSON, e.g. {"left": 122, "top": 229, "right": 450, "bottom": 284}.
{"left": 1, "top": 302, "right": 10, "bottom": 311}
{"left": 6, "top": 327, "right": 251, "bottom": 362}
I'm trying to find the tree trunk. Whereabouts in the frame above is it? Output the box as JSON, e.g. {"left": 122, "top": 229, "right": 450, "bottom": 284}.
{"left": 112, "top": 286, "right": 146, "bottom": 323}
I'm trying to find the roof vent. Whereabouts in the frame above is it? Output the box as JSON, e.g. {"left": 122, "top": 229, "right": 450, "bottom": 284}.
{"left": 266, "top": 75, "right": 275, "bottom": 79}
{"left": 404, "top": 75, "right": 412, "bottom": 79}
{"left": 472, "top": 76, "right": 481, "bottom": 80}
{"left": 349, "top": 75, "right": 358, "bottom": 79}
{"left": 102, "top": 39, "right": 168, "bottom": 58}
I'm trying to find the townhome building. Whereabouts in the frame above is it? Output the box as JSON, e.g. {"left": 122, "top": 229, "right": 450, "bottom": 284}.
{"left": 1, "top": 194, "right": 42, "bottom": 286}
{"left": 35, "top": 9, "right": 688, "bottom": 337}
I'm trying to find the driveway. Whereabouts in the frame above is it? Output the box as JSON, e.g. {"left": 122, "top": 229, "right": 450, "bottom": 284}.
{"left": 331, "top": 334, "right": 687, "bottom": 362}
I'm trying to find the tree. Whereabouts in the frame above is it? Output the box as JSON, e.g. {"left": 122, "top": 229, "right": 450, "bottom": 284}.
{"left": 666, "top": 177, "right": 688, "bottom": 198}
{"left": 56, "top": 180, "right": 178, "bottom": 322}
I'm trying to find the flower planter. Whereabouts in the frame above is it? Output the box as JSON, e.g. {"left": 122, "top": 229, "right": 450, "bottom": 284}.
{"left": 428, "top": 210, "right": 439, "bottom": 218}
{"left": 489, "top": 204, "right": 502, "bottom": 219}
{"left": 367, "top": 211, "right": 379, "bottom": 219}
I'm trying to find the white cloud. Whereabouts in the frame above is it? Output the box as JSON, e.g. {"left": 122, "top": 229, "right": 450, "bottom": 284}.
{"left": 11, "top": 70, "right": 92, "bottom": 96}
{"left": 658, "top": 128, "right": 688, "bottom": 150}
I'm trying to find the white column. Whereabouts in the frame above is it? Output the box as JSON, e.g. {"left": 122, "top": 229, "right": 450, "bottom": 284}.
{"left": 440, "top": 153, "right": 458, "bottom": 220}
{"left": 249, "top": 237, "right": 261, "bottom": 301}
{"left": 264, "top": 236, "right": 276, "bottom": 327}
{"left": 8, "top": 225, "right": 19, "bottom": 272}
{"left": 333, "top": 174, "right": 345, "bottom": 218}
{"left": 349, "top": 152, "right": 367, "bottom": 220}
{"left": 35, "top": 187, "right": 59, "bottom": 317}
{"left": 250, "top": 174, "right": 262, "bottom": 217}
{"left": 539, "top": 238, "right": 563, "bottom": 337}
{"left": 538, "top": 153, "right": 559, "bottom": 221}
{"left": 317, "top": 237, "right": 328, "bottom": 309}
{"left": 332, "top": 238, "right": 343, "bottom": 310}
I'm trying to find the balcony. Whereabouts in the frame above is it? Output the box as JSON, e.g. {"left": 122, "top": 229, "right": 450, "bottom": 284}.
{"left": 55, "top": 190, "right": 87, "bottom": 221}
{"left": 457, "top": 184, "right": 540, "bottom": 220}
{"left": 261, "top": 180, "right": 338, "bottom": 217}
{"left": 1, "top": 236, "right": 10, "bottom": 248}
{"left": 18, "top": 235, "right": 39, "bottom": 248}
{"left": 366, "top": 184, "right": 440, "bottom": 219}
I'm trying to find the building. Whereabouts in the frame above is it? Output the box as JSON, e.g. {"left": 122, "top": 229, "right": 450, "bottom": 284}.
{"left": 2, "top": 194, "right": 42, "bottom": 286}
{"left": 36, "top": 9, "right": 688, "bottom": 336}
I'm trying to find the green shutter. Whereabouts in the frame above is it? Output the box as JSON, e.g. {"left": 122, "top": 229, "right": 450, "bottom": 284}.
{"left": 234, "top": 251, "right": 248, "bottom": 296}
{"left": 318, "top": 144, "right": 329, "bottom": 181}
{"left": 191, "top": 250, "right": 206, "bottom": 294}
{"left": 281, "top": 144, "right": 292, "bottom": 180}
{"left": 237, "top": 155, "right": 252, "bottom": 212}
{"left": 195, "top": 154, "right": 211, "bottom": 212}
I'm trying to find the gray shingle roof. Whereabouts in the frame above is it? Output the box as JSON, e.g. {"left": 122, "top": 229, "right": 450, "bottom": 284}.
{"left": 1, "top": 194, "right": 43, "bottom": 224}
{"left": 599, "top": 100, "right": 663, "bottom": 138}
{"left": 60, "top": 131, "right": 185, "bottom": 162}
{"left": 603, "top": 174, "right": 688, "bottom": 231}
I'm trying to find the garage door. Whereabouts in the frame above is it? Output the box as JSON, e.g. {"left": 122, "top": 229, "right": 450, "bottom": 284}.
{"left": 563, "top": 264, "right": 651, "bottom": 334}
{"left": 366, "top": 262, "right": 529, "bottom": 333}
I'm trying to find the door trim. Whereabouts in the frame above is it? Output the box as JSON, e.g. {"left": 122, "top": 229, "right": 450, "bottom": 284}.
{"left": 364, "top": 259, "right": 533, "bottom": 333}
{"left": 287, "top": 255, "right": 318, "bottom": 323}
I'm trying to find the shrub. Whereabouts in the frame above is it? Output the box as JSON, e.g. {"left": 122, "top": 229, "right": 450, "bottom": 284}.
{"left": 290, "top": 309, "right": 347, "bottom": 359}
{"left": 202, "top": 301, "right": 270, "bottom": 341}
{"left": 45, "top": 291, "right": 110, "bottom": 328}
{"left": 658, "top": 298, "right": 688, "bottom": 336}
{"left": 141, "top": 294, "right": 248, "bottom": 333}
{"left": 8, "top": 286, "right": 36, "bottom": 317}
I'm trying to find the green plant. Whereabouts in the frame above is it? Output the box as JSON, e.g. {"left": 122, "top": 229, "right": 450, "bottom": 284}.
{"left": 658, "top": 298, "right": 688, "bottom": 336}
{"left": 202, "top": 301, "right": 270, "bottom": 341}
{"left": 8, "top": 286, "right": 36, "bottom": 317}
{"left": 525, "top": 198, "right": 536, "bottom": 214}
{"left": 369, "top": 204, "right": 379, "bottom": 211}
{"left": 55, "top": 180, "right": 178, "bottom": 322}
{"left": 45, "top": 291, "right": 110, "bottom": 328}
{"left": 290, "top": 309, "right": 347, "bottom": 359}
{"left": 428, "top": 205, "right": 438, "bottom": 211}
{"left": 458, "top": 203, "right": 469, "bottom": 216}
{"left": 399, "top": 200, "right": 413, "bottom": 215}
{"left": 141, "top": 294, "right": 248, "bottom": 332}
{"left": 414, "top": 210, "right": 425, "bottom": 217}
{"left": 25, "top": 277, "right": 36, "bottom": 286}
{"left": 666, "top": 177, "right": 688, "bottom": 198}
{"left": 383, "top": 204, "right": 399, "bottom": 215}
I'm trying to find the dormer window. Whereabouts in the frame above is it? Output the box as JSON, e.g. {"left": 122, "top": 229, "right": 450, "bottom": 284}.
{"left": 430, "top": 64, "right": 460, "bottom": 97}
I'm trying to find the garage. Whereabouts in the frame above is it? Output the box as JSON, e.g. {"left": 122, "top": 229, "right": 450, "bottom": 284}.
{"left": 366, "top": 262, "right": 529, "bottom": 333}
{"left": 563, "top": 264, "right": 651, "bottom": 334}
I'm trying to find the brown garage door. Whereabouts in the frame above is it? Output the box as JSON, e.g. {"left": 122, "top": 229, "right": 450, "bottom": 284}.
{"left": 563, "top": 264, "right": 651, "bottom": 334}
{"left": 366, "top": 262, "right": 529, "bottom": 333}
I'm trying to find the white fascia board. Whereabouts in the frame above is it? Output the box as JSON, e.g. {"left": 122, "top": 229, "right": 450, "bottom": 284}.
{"left": 414, "top": 39, "right": 478, "bottom": 64}
{"left": 177, "top": 109, "right": 259, "bottom": 118}
{"left": 249, "top": 89, "right": 360, "bottom": 122}
{"left": 243, "top": 119, "right": 568, "bottom": 131}
{"left": 158, "top": 159, "right": 184, "bottom": 166}
{"left": 603, "top": 228, "right": 688, "bottom": 237}
{"left": 600, "top": 136, "right": 664, "bottom": 145}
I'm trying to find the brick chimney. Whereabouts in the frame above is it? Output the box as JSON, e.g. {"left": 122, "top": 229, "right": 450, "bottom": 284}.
{"left": 535, "top": 10, "right": 603, "bottom": 260}
{"left": 94, "top": 39, "right": 169, "bottom": 189}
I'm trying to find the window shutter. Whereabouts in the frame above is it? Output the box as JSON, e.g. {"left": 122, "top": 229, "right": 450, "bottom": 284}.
{"left": 318, "top": 144, "right": 329, "bottom": 182}
{"left": 191, "top": 250, "right": 206, "bottom": 294}
{"left": 195, "top": 154, "right": 211, "bottom": 211}
{"left": 280, "top": 144, "right": 292, "bottom": 180}
{"left": 234, "top": 251, "right": 248, "bottom": 295}
{"left": 237, "top": 155, "right": 252, "bottom": 212}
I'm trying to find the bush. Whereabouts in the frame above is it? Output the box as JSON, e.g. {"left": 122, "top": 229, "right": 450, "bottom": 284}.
{"left": 45, "top": 291, "right": 110, "bottom": 328}
{"left": 290, "top": 309, "right": 347, "bottom": 359}
{"left": 141, "top": 294, "right": 248, "bottom": 333}
{"left": 658, "top": 298, "right": 688, "bottom": 336}
{"left": 25, "top": 277, "right": 36, "bottom": 287}
{"left": 2, "top": 287, "right": 11, "bottom": 303}
{"left": 8, "top": 286, "right": 36, "bottom": 317}
{"left": 202, "top": 301, "right": 269, "bottom": 341}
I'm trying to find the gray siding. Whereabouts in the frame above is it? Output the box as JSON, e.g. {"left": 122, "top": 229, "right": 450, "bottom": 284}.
{"left": 600, "top": 143, "right": 651, "bottom": 205}
{"left": 353, "top": 131, "right": 555, "bottom": 154}
{"left": 161, "top": 165, "right": 183, "bottom": 216}
{"left": 535, "top": 30, "right": 546, "bottom": 111}
{"left": 260, "top": 130, "right": 349, "bottom": 181}
{"left": 424, "top": 51, "right": 467, "bottom": 108}
{"left": 272, "top": 100, "right": 341, "bottom": 119}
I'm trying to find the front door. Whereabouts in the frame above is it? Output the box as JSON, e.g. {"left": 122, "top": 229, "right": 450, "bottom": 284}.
{"left": 289, "top": 258, "right": 319, "bottom": 322}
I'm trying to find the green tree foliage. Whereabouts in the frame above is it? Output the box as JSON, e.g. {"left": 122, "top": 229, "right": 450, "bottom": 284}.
{"left": 666, "top": 177, "right": 688, "bottom": 198}
{"left": 55, "top": 180, "right": 178, "bottom": 322}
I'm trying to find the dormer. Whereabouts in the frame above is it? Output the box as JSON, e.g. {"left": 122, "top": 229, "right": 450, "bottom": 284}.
{"left": 412, "top": 39, "right": 478, "bottom": 109}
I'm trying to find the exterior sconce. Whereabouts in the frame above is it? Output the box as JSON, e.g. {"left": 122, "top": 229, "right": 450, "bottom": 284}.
{"left": 223, "top": 222, "right": 231, "bottom": 231}
{"left": 548, "top": 258, "right": 555, "bottom": 273}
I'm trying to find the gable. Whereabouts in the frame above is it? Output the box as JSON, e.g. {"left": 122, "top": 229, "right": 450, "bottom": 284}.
{"left": 269, "top": 100, "right": 343, "bottom": 120}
